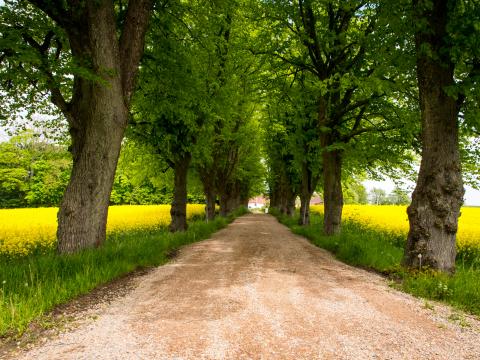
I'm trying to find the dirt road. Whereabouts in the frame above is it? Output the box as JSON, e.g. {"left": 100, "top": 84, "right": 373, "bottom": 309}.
{"left": 12, "top": 214, "right": 480, "bottom": 359}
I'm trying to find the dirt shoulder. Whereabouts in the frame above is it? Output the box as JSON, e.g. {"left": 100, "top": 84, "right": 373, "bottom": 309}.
{"left": 7, "top": 214, "right": 480, "bottom": 359}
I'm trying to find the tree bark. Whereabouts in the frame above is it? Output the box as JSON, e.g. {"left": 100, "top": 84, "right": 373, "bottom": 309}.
{"left": 56, "top": 0, "right": 150, "bottom": 253}
{"left": 198, "top": 167, "right": 217, "bottom": 222}
{"left": 204, "top": 187, "right": 216, "bottom": 222}
{"left": 319, "top": 94, "right": 344, "bottom": 235}
{"left": 30, "top": 0, "right": 152, "bottom": 253}
{"left": 219, "top": 194, "right": 234, "bottom": 216}
{"left": 274, "top": 169, "right": 297, "bottom": 216}
{"left": 322, "top": 149, "right": 343, "bottom": 235}
{"left": 57, "top": 88, "right": 127, "bottom": 253}
{"left": 286, "top": 194, "right": 296, "bottom": 217}
{"left": 170, "top": 153, "right": 192, "bottom": 232}
{"left": 219, "top": 181, "right": 240, "bottom": 216}
{"left": 269, "top": 187, "right": 278, "bottom": 209}
{"left": 298, "top": 161, "right": 316, "bottom": 226}
{"left": 404, "top": 0, "right": 464, "bottom": 273}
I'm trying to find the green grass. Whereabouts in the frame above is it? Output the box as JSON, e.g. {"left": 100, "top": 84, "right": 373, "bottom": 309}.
{"left": 0, "top": 207, "right": 247, "bottom": 338}
{"left": 273, "top": 209, "right": 480, "bottom": 317}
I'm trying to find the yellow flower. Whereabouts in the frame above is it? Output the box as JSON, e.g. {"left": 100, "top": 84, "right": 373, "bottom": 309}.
{"left": 310, "top": 204, "right": 479, "bottom": 253}
{"left": 0, "top": 204, "right": 205, "bottom": 256}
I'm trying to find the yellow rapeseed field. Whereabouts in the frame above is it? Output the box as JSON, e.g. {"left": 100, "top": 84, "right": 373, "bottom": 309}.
{"left": 310, "top": 205, "right": 480, "bottom": 251}
{"left": 0, "top": 204, "right": 205, "bottom": 256}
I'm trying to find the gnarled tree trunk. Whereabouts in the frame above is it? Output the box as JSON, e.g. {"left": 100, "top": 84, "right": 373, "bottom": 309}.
{"left": 322, "top": 149, "right": 343, "bottom": 235}
{"left": 169, "top": 153, "right": 192, "bottom": 232}
{"left": 56, "top": 0, "right": 151, "bottom": 253}
{"left": 57, "top": 85, "right": 127, "bottom": 253}
{"left": 404, "top": 0, "right": 464, "bottom": 273}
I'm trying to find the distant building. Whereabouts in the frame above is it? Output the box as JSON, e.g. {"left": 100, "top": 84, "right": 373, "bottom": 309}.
{"left": 310, "top": 194, "right": 323, "bottom": 205}
{"left": 248, "top": 196, "right": 267, "bottom": 209}
{"left": 295, "top": 194, "right": 324, "bottom": 208}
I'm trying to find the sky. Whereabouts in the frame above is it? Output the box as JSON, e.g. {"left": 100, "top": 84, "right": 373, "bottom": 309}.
{"left": 363, "top": 179, "right": 480, "bottom": 206}
{"left": 0, "top": 128, "right": 8, "bottom": 142}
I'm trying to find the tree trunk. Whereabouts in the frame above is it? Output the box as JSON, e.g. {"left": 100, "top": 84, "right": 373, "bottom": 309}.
{"left": 269, "top": 187, "right": 278, "bottom": 209}
{"left": 204, "top": 187, "right": 216, "bottom": 222}
{"left": 219, "top": 193, "right": 231, "bottom": 216}
{"left": 199, "top": 168, "right": 216, "bottom": 222}
{"left": 404, "top": 0, "right": 464, "bottom": 273}
{"left": 299, "top": 194, "right": 312, "bottom": 225}
{"left": 47, "top": 0, "right": 151, "bottom": 254}
{"left": 219, "top": 180, "right": 242, "bottom": 216}
{"left": 286, "top": 193, "right": 296, "bottom": 217}
{"left": 57, "top": 2, "right": 127, "bottom": 254}
{"left": 169, "top": 153, "right": 191, "bottom": 232}
{"left": 57, "top": 93, "right": 127, "bottom": 253}
{"left": 322, "top": 149, "right": 343, "bottom": 235}
{"left": 298, "top": 161, "right": 315, "bottom": 226}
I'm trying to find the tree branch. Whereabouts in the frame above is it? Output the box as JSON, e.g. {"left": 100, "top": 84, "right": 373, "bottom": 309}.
{"left": 334, "top": 98, "right": 370, "bottom": 121}
{"left": 344, "top": 124, "right": 397, "bottom": 142}
{"left": 27, "top": 0, "right": 71, "bottom": 28}
{"left": 119, "top": 0, "right": 154, "bottom": 105}
{"left": 248, "top": 48, "right": 320, "bottom": 77}
{"left": 21, "top": 32, "right": 72, "bottom": 122}
{"left": 298, "top": 0, "right": 326, "bottom": 77}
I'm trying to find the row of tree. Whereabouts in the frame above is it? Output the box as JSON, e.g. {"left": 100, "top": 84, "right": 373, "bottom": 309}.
{"left": 257, "top": 0, "right": 480, "bottom": 273}
{"left": 0, "top": 0, "right": 264, "bottom": 252}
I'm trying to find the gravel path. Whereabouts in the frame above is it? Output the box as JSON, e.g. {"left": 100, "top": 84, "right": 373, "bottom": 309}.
{"left": 10, "top": 214, "right": 480, "bottom": 359}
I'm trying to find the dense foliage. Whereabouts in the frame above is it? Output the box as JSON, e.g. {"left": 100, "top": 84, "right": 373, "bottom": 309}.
{"left": 0, "top": 132, "right": 70, "bottom": 208}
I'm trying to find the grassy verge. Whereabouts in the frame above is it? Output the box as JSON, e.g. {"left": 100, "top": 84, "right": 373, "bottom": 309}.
{"left": 273, "top": 209, "right": 480, "bottom": 317}
{"left": 0, "top": 207, "right": 247, "bottom": 338}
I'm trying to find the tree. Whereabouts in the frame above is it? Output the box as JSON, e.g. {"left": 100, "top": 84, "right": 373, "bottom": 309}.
{"left": 261, "top": 70, "right": 321, "bottom": 224}
{"left": 263, "top": 100, "right": 300, "bottom": 217}
{"left": 0, "top": 131, "right": 70, "bottom": 208}
{"left": 189, "top": 0, "right": 263, "bottom": 219}
{"left": 131, "top": 0, "right": 260, "bottom": 227}
{"left": 251, "top": 0, "right": 417, "bottom": 234}
{"left": 343, "top": 179, "right": 368, "bottom": 204}
{"left": 369, "top": 188, "right": 387, "bottom": 205}
{"left": 131, "top": 4, "right": 202, "bottom": 231}
{"left": 404, "top": 0, "right": 480, "bottom": 272}
{"left": 110, "top": 140, "right": 176, "bottom": 205}
{"left": 389, "top": 186, "right": 410, "bottom": 205}
{"left": 1, "top": 0, "right": 152, "bottom": 253}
